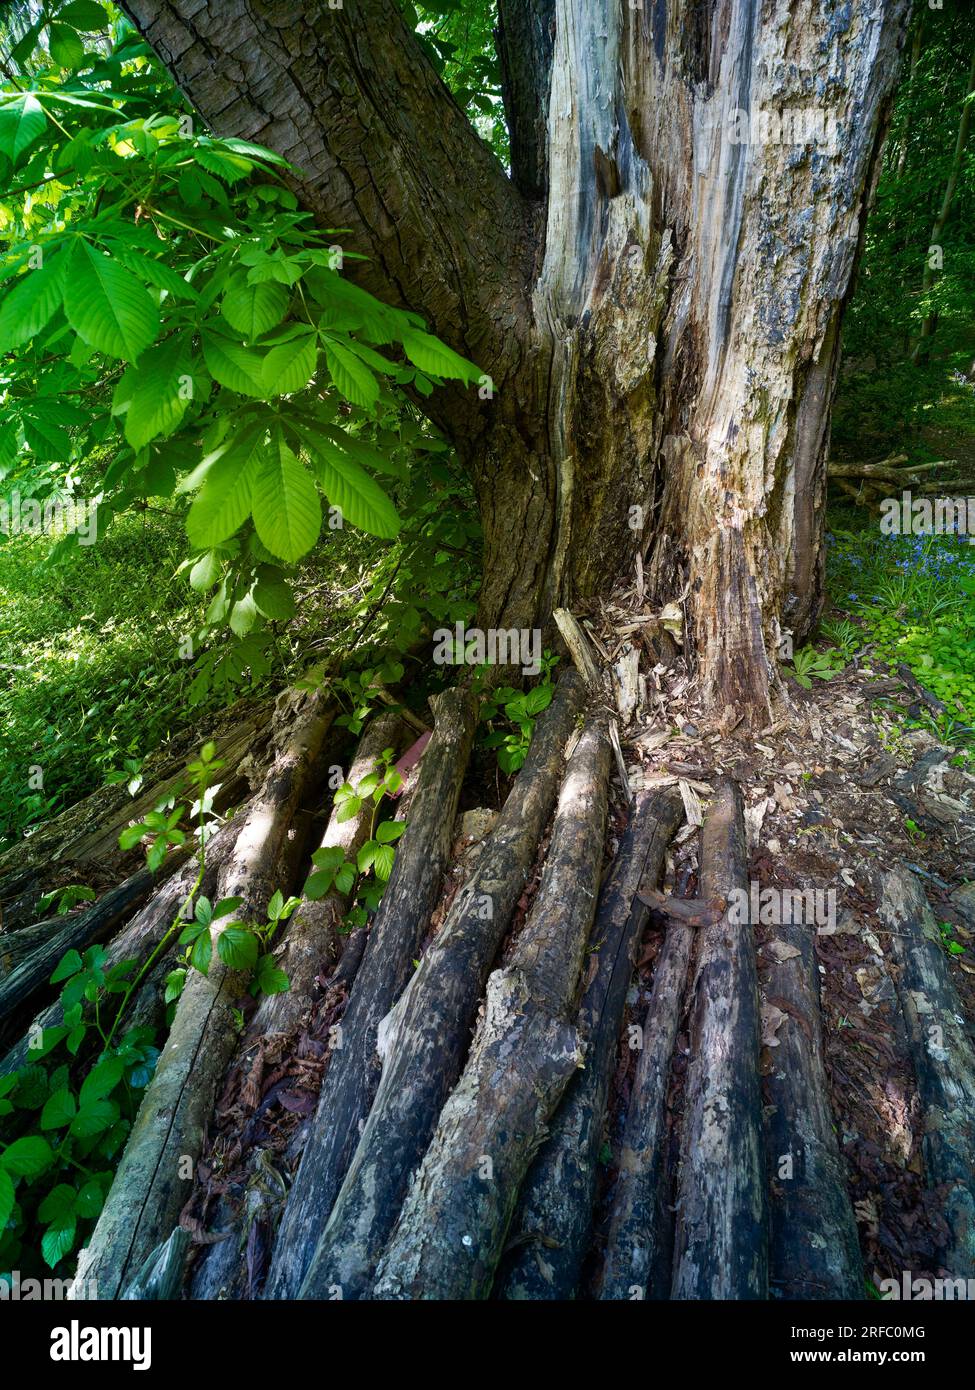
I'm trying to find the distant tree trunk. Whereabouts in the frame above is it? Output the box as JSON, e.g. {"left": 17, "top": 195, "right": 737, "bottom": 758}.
{"left": 911, "top": 39, "right": 975, "bottom": 363}
{"left": 121, "top": 0, "right": 910, "bottom": 725}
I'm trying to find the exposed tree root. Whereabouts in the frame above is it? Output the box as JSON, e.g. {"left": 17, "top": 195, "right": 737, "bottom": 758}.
{"left": 373, "top": 716, "right": 612, "bottom": 1300}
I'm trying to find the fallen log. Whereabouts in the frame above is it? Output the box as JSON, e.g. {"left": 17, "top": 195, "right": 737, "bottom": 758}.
{"left": 0, "top": 863, "right": 182, "bottom": 1040}
{"left": 244, "top": 709, "right": 410, "bottom": 1046}
{"left": 670, "top": 777, "right": 768, "bottom": 1300}
{"left": 264, "top": 685, "right": 479, "bottom": 1299}
{"left": 879, "top": 865, "right": 975, "bottom": 1277}
{"left": 497, "top": 786, "right": 684, "bottom": 1300}
{"left": 0, "top": 817, "right": 243, "bottom": 1080}
{"left": 596, "top": 917, "right": 694, "bottom": 1300}
{"left": 73, "top": 692, "right": 334, "bottom": 1299}
{"left": 290, "top": 672, "right": 585, "bottom": 1301}
{"left": 0, "top": 705, "right": 269, "bottom": 895}
{"left": 373, "top": 717, "right": 612, "bottom": 1300}
{"left": 761, "top": 918, "right": 863, "bottom": 1299}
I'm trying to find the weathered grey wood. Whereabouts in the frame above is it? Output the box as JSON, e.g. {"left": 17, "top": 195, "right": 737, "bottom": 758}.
{"left": 879, "top": 866, "right": 975, "bottom": 1277}
{"left": 597, "top": 920, "right": 694, "bottom": 1301}
{"left": 293, "top": 672, "right": 586, "bottom": 1301}
{"left": 763, "top": 917, "right": 863, "bottom": 1300}
{"left": 497, "top": 786, "right": 684, "bottom": 1300}
{"left": 373, "top": 717, "right": 611, "bottom": 1300}
{"left": 671, "top": 778, "right": 768, "bottom": 1300}
{"left": 74, "top": 693, "right": 334, "bottom": 1299}
{"left": 264, "top": 686, "right": 479, "bottom": 1298}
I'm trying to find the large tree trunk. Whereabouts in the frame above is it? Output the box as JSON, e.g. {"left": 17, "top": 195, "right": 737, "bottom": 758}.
{"left": 120, "top": 0, "right": 910, "bottom": 724}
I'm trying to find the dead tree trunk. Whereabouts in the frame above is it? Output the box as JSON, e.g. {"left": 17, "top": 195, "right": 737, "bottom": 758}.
{"left": 372, "top": 717, "right": 611, "bottom": 1300}
{"left": 289, "top": 672, "right": 585, "bottom": 1301}
{"left": 671, "top": 778, "right": 768, "bottom": 1300}
{"left": 878, "top": 866, "right": 975, "bottom": 1277}
{"left": 497, "top": 786, "right": 684, "bottom": 1299}
{"left": 264, "top": 687, "right": 479, "bottom": 1298}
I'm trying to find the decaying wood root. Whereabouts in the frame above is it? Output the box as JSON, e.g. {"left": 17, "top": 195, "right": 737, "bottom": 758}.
{"left": 264, "top": 686, "right": 478, "bottom": 1299}
{"left": 879, "top": 866, "right": 975, "bottom": 1277}
{"left": 762, "top": 915, "right": 863, "bottom": 1299}
{"left": 292, "top": 671, "right": 586, "bottom": 1301}
{"left": 636, "top": 888, "right": 725, "bottom": 926}
{"left": 498, "top": 786, "right": 684, "bottom": 1300}
{"left": 73, "top": 692, "right": 334, "bottom": 1299}
{"left": 671, "top": 778, "right": 768, "bottom": 1299}
{"left": 373, "top": 717, "right": 612, "bottom": 1300}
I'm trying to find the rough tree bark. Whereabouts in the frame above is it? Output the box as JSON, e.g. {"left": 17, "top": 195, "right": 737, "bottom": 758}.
{"left": 122, "top": 0, "right": 911, "bottom": 723}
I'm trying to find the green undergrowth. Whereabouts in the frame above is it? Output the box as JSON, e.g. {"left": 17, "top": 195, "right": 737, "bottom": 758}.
{"left": 821, "top": 509, "right": 975, "bottom": 742}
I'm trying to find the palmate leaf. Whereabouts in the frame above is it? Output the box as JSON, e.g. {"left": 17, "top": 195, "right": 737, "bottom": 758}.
{"left": 63, "top": 241, "right": 160, "bottom": 362}
{"left": 294, "top": 425, "right": 399, "bottom": 539}
{"left": 252, "top": 436, "right": 321, "bottom": 563}
{"left": 0, "top": 92, "right": 47, "bottom": 166}
{"left": 202, "top": 332, "right": 268, "bottom": 397}
{"left": 401, "top": 328, "right": 479, "bottom": 383}
{"left": 0, "top": 252, "right": 67, "bottom": 351}
{"left": 186, "top": 428, "right": 265, "bottom": 548}
{"left": 322, "top": 336, "right": 380, "bottom": 409}
{"left": 120, "top": 336, "right": 193, "bottom": 449}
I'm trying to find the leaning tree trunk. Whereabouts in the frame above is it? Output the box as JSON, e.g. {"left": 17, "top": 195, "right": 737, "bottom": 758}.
{"left": 121, "top": 0, "right": 910, "bottom": 725}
